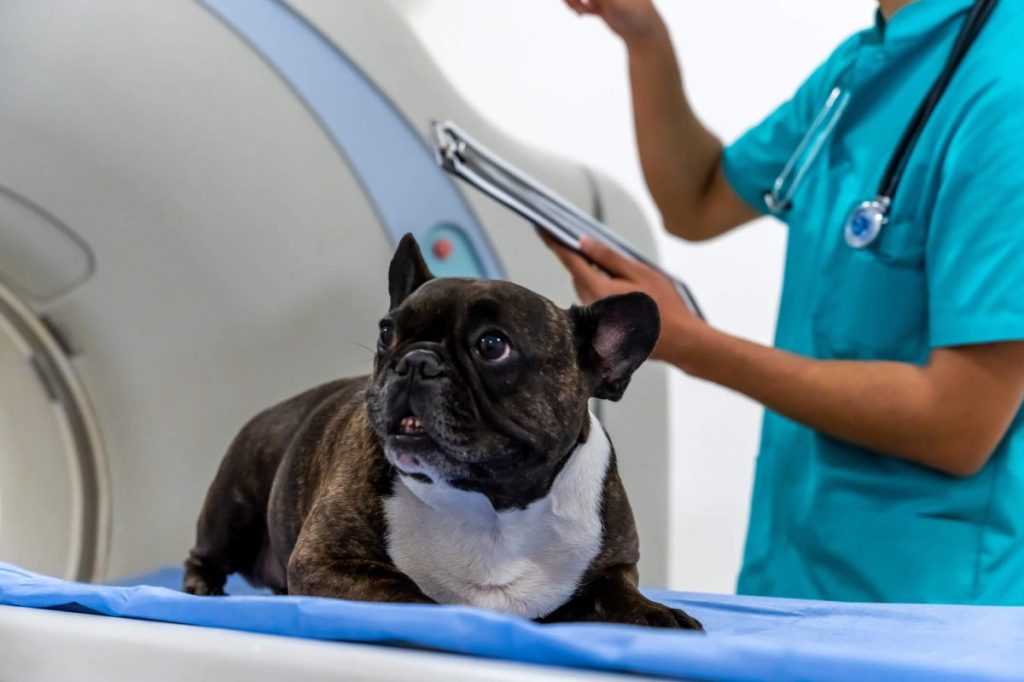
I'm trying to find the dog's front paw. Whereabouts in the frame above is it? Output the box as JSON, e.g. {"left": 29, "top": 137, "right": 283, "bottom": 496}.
{"left": 641, "top": 603, "right": 704, "bottom": 631}
{"left": 183, "top": 572, "right": 226, "bottom": 596}
{"left": 613, "top": 596, "right": 704, "bottom": 631}
{"left": 183, "top": 555, "right": 226, "bottom": 596}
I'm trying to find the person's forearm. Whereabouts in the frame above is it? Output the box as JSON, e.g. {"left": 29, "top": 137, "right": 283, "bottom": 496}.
{"left": 666, "top": 324, "right": 1002, "bottom": 477}
{"left": 625, "top": 22, "right": 724, "bottom": 238}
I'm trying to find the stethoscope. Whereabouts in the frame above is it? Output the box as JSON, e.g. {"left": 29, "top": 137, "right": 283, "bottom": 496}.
{"left": 764, "top": 0, "right": 999, "bottom": 249}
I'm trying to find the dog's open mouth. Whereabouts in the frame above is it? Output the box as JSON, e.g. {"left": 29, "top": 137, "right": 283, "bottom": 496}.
{"left": 398, "top": 414, "right": 424, "bottom": 435}
{"left": 387, "top": 412, "right": 442, "bottom": 481}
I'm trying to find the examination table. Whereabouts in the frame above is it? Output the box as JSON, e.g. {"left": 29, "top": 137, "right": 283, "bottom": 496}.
{"left": 1, "top": 562, "right": 1021, "bottom": 681}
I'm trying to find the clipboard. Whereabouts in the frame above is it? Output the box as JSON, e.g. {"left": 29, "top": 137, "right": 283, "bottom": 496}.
{"left": 431, "top": 121, "right": 704, "bottom": 320}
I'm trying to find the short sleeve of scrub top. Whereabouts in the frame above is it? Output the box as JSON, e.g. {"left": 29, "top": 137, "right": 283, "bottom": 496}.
{"left": 717, "top": 1, "right": 1024, "bottom": 606}
{"left": 927, "top": 81, "right": 1024, "bottom": 347}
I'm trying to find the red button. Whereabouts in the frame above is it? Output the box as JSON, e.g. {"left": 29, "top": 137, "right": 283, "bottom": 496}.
{"left": 432, "top": 237, "right": 453, "bottom": 261}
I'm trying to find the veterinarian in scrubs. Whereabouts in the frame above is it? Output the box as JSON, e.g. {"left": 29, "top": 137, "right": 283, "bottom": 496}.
{"left": 546, "top": 0, "right": 1024, "bottom": 604}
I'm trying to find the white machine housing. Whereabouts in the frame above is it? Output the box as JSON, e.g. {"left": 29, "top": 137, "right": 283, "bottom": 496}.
{"left": 0, "top": 0, "right": 673, "bottom": 587}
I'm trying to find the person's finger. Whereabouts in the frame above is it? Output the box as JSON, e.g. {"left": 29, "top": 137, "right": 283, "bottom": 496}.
{"left": 549, "top": 240, "right": 592, "bottom": 276}
{"left": 571, "top": 276, "right": 599, "bottom": 304}
{"left": 578, "top": 235, "right": 641, "bottom": 278}
{"left": 568, "top": 266, "right": 602, "bottom": 303}
{"left": 536, "top": 228, "right": 562, "bottom": 251}
{"left": 564, "top": 0, "right": 593, "bottom": 15}
{"left": 549, "top": 241, "right": 614, "bottom": 293}
{"left": 534, "top": 227, "right": 586, "bottom": 257}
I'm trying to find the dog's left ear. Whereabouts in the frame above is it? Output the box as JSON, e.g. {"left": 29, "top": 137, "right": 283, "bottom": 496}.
{"left": 572, "top": 292, "right": 661, "bottom": 401}
{"left": 388, "top": 234, "right": 435, "bottom": 310}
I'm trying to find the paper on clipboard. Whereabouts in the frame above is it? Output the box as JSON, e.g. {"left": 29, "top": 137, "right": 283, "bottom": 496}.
{"left": 431, "top": 120, "right": 704, "bottom": 320}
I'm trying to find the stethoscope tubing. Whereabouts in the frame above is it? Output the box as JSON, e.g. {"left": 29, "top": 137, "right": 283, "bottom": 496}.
{"left": 878, "top": 0, "right": 999, "bottom": 205}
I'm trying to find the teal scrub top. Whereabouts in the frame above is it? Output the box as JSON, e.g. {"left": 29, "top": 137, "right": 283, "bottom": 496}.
{"left": 722, "top": 0, "right": 1024, "bottom": 605}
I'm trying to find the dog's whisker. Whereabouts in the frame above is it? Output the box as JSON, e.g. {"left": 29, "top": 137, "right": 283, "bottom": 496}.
{"left": 349, "top": 341, "right": 376, "bottom": 355}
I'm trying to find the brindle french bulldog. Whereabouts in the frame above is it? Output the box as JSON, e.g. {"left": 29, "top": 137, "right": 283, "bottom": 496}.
{"left": 184, "top": 234, "right": 702, "bottom": 630}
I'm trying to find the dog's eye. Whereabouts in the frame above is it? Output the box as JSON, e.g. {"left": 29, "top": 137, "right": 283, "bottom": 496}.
{"left": 378, "top": 321, "right": 396, "bottom": 350}
{"left": 476, "top": 333, "right": 510, "bottom": 362}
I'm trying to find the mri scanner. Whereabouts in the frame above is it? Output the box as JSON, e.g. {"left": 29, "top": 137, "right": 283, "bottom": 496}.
{"left": 0, "top": 0, "right": 672, "bottom": 677}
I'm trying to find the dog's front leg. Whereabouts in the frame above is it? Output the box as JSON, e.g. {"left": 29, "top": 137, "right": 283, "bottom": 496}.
{"left": 288, "top": 554, "right": 434, "bottom": 604}
{"left": 541, "top": 565, "right": 703, "bottom": 631}
{"left": 286, "top": 510, "right": 434, "bottom": 604}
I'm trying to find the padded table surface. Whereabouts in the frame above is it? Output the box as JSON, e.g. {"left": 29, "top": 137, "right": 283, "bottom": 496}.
{"left": 1, "top": 562, "right": 1022, "bottom": 681}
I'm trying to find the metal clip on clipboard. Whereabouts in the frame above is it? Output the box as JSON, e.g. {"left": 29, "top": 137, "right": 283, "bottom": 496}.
{"left": 431, "top": 121, "right": 705, "bottom": 320}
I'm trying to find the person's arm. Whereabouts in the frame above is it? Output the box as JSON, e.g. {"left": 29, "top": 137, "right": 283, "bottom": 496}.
{"left": 546, "top": 236, "right": 1024, "bottom": 477}
{"left": 564, "top": 0, "right": 758, "bottom": 240}
{"left": 677, "top": 327, "right": 1024, "bottom": 478}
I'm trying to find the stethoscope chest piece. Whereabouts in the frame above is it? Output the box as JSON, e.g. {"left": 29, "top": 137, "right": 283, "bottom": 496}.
{"left": 844, "top": 196, "right": 890, "bottom": 249}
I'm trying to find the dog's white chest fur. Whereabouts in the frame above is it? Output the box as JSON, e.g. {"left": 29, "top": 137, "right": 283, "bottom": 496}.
{"left": 383, "top": 412, "right": 610, "bottom": 619}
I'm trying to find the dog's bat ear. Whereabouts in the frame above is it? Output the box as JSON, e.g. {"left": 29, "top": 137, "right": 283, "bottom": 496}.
{"left": 388, "top": 234, "right": 435, "bottom": 310}
{"left": 571, "top": 292, "right": 660, "bottom": 401}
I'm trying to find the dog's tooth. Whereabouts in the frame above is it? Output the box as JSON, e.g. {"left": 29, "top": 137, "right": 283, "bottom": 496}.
{"left": 397, "top": 415, "right": 423, "bottom": 434}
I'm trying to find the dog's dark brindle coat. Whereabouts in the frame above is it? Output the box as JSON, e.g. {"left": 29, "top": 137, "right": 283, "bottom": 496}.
{"left": 184, "top": 235, "right": 702, "bottom": 630}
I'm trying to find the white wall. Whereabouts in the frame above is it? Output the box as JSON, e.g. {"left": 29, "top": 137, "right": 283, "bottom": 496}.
{"left": 391, "top": 0, "right": 875, "bottom": 593}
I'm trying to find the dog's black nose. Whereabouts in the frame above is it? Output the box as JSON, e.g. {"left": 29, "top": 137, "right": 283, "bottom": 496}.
{"left": 395, "top": 349, "right": 444, "bottom": 379}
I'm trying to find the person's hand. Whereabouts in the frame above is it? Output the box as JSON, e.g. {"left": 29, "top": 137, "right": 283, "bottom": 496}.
{"left": 563, "top": 0, "right": 665, "bottom": 45}
{"left": 541, "top": 233, "right": 705, "bottom": 364}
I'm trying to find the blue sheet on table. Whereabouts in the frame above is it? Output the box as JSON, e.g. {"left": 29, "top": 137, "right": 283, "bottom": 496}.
{"left": 1, "top": 562, "right": 1022, "bottom": 681}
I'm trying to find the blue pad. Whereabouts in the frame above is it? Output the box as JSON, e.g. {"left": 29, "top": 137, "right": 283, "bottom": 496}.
{"left": 1, "top": 562, "right": 1021, "bottom": 681}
